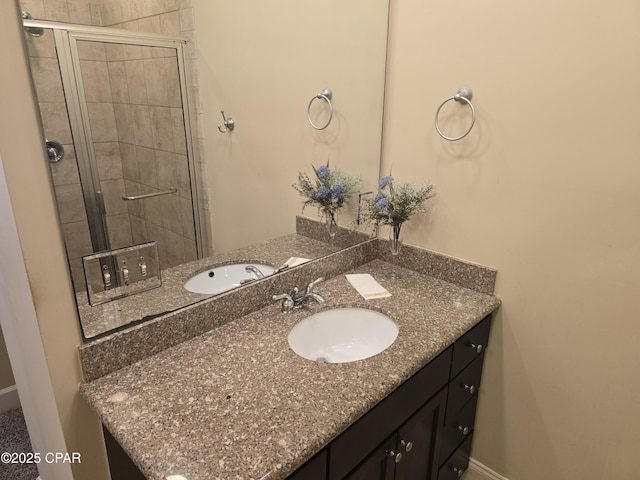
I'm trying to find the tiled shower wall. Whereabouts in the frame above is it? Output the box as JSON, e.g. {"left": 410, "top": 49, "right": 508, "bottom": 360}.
{"left": 20, "top": 0, "right": 208, "bottom": 291}
{"left": 77, "top": 39, "right": 200, "bottom": 270}
{"left": 98, "top": 0, "right": 211, "bottom": 257}
{"left": 25, "top": 27, "right": 93, "bottom": 292}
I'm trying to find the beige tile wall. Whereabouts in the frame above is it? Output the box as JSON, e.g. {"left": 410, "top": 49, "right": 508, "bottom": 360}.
{"left": 100, "top": 0, "right": 212, "bottom": 256}
{"left": 105, "top": 42, "right": 197, "bottom": 269}
{"left": 24, "top": 27, "right": 93, "bottom": 292}
{"left": 21, "top": 0, "right": 204, "bottom": 285}
{"left": 20, "top": 0, "right": 102, "bottom": 26}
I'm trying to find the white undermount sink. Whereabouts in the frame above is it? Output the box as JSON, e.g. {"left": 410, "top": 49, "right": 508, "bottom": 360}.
{"left": 287, "top": 307, "right": 398, "bottom": 363}
{"left": 184, "top": 263, "right": 276, "bottom": 295}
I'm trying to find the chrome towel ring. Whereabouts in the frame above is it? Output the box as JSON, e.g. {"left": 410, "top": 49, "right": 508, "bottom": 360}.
{"left": 307, "top": 88, "right": 333, "bottom": 130}
{"left": 435, "top": 87, "right": 475, "bottom": 141}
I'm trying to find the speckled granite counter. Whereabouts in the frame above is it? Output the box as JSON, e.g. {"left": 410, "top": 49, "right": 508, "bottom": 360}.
{"left": 80, "top": 257, "right": 500, "bottom": 480}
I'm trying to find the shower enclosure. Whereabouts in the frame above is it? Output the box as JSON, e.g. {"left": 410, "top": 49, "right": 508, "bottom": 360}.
{"left": 22, "top": 18, "right": 203, "bottom": 292}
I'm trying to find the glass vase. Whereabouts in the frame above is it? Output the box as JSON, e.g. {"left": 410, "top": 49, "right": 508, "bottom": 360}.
{"left": 389, "top": 223, "right": 403, "bottom": 255}
{"left": 323, "top": 211, "right": 338, "bottom": 239}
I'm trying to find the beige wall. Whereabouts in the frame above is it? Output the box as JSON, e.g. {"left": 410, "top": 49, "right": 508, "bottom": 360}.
{"left": 194, "top": 0, "right": 388, "bottom": 253}
{"left": 1, "top": 1, "right": 110, "bottom": 479}
{"left": 0, "top": 329, "right": 15, "bottom": 391}
{"left": 383, "top": 1, "right": 640, "bottom": 479}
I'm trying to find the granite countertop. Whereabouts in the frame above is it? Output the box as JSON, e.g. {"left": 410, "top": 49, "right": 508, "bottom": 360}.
{"left": 80, "top": 258, "right": 500, "bottom": 480}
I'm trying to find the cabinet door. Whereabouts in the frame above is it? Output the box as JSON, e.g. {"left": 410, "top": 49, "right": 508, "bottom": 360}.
{"left": 395, "top": 388, "right": 447, "bottom": 480}
{"left": 344, "top": 434, "right": 397, "bottom": 480}
{"left": 329, "top": 348, "right": 452, "bottom": 480}
{"left": 288, "top": 450, "right": 327, "bottom": 480}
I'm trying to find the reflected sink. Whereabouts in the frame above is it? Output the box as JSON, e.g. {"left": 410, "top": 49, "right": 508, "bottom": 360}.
{"left": 288, "top": 308, "right": 398, "bottom": 363}
{"left": 184, "top": 263, "right": 276, "bottom": 295}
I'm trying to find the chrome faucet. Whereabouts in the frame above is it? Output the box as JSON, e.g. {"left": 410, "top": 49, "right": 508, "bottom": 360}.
{"left": 240, "top": 265, "right": 267, "bottom": 285}
{"left": 272, "top": 277, "right": 325, "bottom": 313}
{"left": 245, "top": 265, "right": 265, "bottom": 279}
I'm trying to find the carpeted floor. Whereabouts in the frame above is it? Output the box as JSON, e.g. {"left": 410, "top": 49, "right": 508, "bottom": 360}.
{"left": 0, "top": 408, "right": 39, "bottom": 480}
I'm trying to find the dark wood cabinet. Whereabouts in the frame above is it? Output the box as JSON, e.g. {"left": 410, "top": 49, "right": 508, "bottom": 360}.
{"left": 438, "top": 435, "right": 473, "bottom": 480}
{"left": 287, "top": 314, "right": 493, "bottom": 480}
{"left": 328, "top": 347, "right": 452, "bottom": 480}
{"left": 393, "top": 388, "right": 446, "bottom": 480}
{"left": 344, "top": 388, "right": 447, "bottom": 480}
{"left": 288, "top": 450, "right": 328, "bottom": 480}
{"left": 438, "top": 315, "right": 492, "bottom": 479}
{"left": 103, "top": 426, "right": 146, "bottom": 480}
{"left": 343, "top": 434, "right": 396, "bottom": 480}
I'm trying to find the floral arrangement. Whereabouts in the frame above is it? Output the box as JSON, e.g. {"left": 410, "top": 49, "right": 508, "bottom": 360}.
{"left": 364, "top": 175, "right": 435, "bottom": 253}
{"left": 293, "top": 163, "right": 360, "bottom": 221}
{"left": 367, "top": 175, "right": 435, "bottom": 227}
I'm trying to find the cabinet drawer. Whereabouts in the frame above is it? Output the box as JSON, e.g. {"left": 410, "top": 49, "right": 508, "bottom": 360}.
{"left": 329, "top": 347, "right": 452, "bottom": 480}
{"left": 451, "top": 315, "right": 491, "bottom": 378}
{"left": 439, "top": 393, "right": 478, "bottom": 464}
{"left": 438, "top": 434, "right": 473, "bottom": 480}
{"left": 446, "top": 353, "right": 484, "bottom": 415}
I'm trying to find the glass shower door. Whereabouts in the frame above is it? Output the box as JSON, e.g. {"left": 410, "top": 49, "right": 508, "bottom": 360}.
{"left": 25, "top": 25, "right": 201, "bottom": 292}
{"left": 71, "top": 38, "right": 199, "bottom": 271}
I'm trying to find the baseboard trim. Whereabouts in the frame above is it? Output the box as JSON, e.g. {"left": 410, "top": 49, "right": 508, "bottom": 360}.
{"left": 469, "top": 457, "right": 510, "bottom": 480}
{"left": 0, "top": 385, "right": 21, "bottom": 413}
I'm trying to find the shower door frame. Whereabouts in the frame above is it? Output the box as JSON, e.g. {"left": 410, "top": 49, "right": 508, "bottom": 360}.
{"left": 24, "top": 19, "right": 204, "bottom": 259}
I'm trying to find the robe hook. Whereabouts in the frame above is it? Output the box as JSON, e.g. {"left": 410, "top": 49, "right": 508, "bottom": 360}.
{"left": 218, "top": 111, "right": 235, "bottom": 133}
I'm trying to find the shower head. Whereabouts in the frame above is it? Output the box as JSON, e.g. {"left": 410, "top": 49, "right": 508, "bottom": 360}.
{"left": 21, "top": 12, "right": 44, "bottom": 37}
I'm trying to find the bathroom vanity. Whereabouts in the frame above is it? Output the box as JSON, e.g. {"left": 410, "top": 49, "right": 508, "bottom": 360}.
{"left": 79, "top": 241, "right": 499, "bottom": 480}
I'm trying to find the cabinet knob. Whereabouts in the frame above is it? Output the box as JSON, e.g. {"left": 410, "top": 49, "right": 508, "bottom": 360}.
{"left": 458, "top": 425, "right": 470, "bottom": 436}
{"left": 400, "top": 439, "right": 413, "bottom": 452}
{"left": 471, "top": 343, "right": 483, "bottom": 353}
{"left": 454, "top": 467, "right": 466, "bottom": 477}
{"left": 387, "top": 450, "right": 402, "bottom": 463}
{"left": 464, "top": 384, "right": 476, "bottom": 395}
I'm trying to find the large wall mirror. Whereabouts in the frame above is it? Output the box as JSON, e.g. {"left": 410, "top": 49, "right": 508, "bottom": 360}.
{"left": 21, "top": 0, "right": 389, "bottom": 339}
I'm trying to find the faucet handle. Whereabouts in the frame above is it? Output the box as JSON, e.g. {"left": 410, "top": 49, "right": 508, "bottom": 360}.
{"left": 272, "top": 293, "right": 294, "bottom": 312}
{"left": 306, "top": 277, "right": 324, "bottom": 294}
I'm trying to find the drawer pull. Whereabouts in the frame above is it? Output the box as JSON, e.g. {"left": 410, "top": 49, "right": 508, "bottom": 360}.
{"left": 400, "top": 439, "right": 413, "bottom": 452}
{"left": 454, "top": 467, "right": 466, "bottom": 477}
{"left": 471, "top": 343, "right": 483, "bottom": 353}
{"left": 464, "top": 384, "right": 476, "bottom": 395}
{"left": 458, "top": 425, "right": 470, "bottom": 435}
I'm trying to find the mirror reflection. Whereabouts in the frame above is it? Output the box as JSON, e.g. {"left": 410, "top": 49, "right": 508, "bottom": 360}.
{"left": 22, "top": 0, "right": 389, "bottom": 339}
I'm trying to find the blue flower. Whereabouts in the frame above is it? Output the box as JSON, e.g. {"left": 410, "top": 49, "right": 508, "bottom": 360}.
{"left": 379, "top": 176, "right": 394, "bottom": 189}
{"left": 331, "top": 182, "right": 345, "bottom": 198}
{"left": 374, "top": 197, "right": 390, "bottom": 212}
{"left": 316, "top": 186, "right": 330, "bottom": 200}
{"left": 316, "top": 165, "right": 331, "bottom": 180}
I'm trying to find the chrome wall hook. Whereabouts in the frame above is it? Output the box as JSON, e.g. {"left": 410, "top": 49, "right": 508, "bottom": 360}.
{"left": 217, "top": 110, "right": 235, "bottom": 133}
